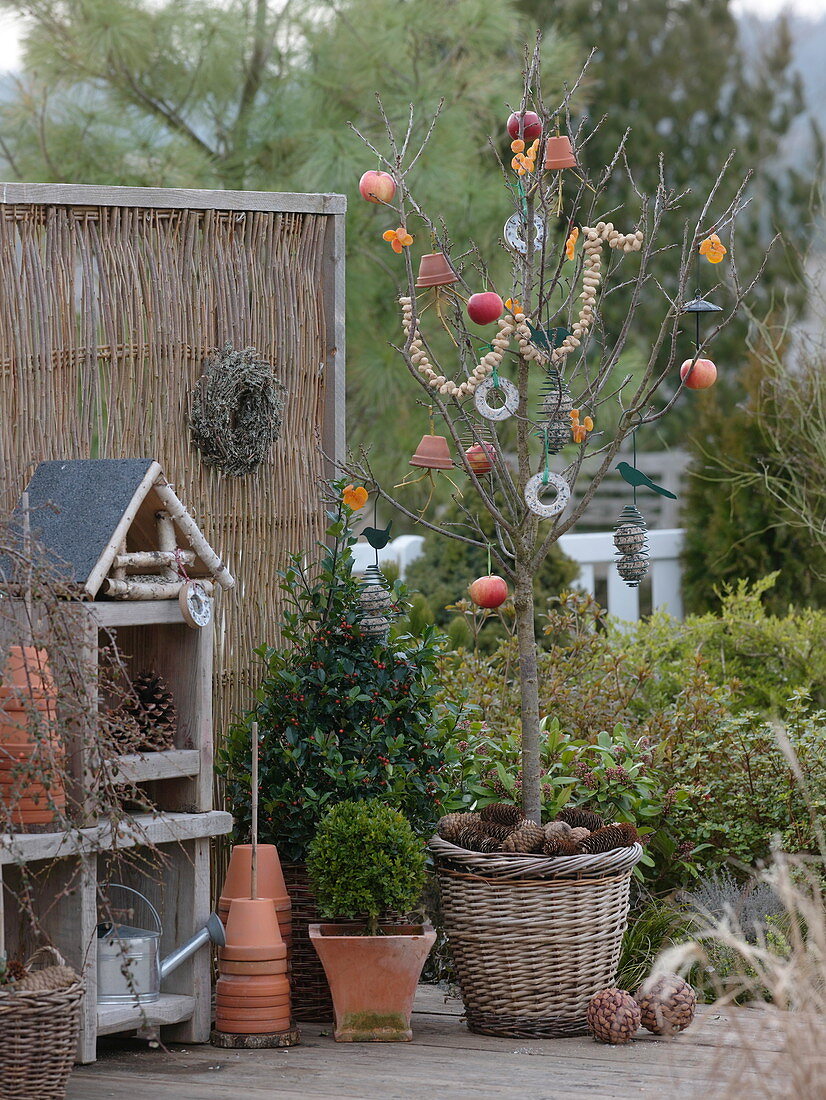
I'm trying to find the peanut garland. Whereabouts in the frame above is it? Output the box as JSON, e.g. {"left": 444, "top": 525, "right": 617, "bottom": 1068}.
{"left": 400, "top": 221, "right": 642, "bottom": 396}
{"left": 400, "top": 296, "right": 516, "bottom": 399}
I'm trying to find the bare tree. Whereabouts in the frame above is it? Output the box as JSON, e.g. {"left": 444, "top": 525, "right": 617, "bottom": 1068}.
{"left": 344, "top": 42, "right": 767, "bottom": 822}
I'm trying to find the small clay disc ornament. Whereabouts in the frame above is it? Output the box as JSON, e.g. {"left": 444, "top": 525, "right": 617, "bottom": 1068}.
{"left": 179, "top": 580, "right": 212, "bottom": 628}
{"left": 474, "top": 376, "right": 519, "bottom": 421}
{"left": 524, "top": 472, "right": 570, "bottom": 518}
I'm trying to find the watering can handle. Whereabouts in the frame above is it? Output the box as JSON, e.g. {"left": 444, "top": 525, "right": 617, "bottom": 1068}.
{"left": 105, "top": 883, "right": 162, "bottom": 934}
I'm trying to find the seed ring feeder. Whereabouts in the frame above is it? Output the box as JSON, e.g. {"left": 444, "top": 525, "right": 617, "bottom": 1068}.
{"left": 474, "top": 376, "right": 519, "bottom": 421}
{"left": 524, "top": 472, "right": 571, "bottom": 518}
{"left": 503, "top": 213, "right": 546, "bottom": 255}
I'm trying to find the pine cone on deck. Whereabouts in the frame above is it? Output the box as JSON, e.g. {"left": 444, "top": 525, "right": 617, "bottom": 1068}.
{"left": 557, "top": 807, "right": 605, "bottom": 832}
{"left": 587, "top": 988, "right": 641, "bottom": 1044}
{"left": 578, "top": 823, "right": 639, "bottom": 854}
{"left": 480, "top": 802, "right": 522, "bottom": 827}
{"left": 501, "top": 820, "right": 545, "bottom": 853}
{"left": 636, "top": 974, "right": 696, "bottom": 1036}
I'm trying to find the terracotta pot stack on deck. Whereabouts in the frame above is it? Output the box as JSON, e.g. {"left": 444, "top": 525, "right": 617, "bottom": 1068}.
{"left": 0, "top": 646, "right": 65, "bottom": 827}
{"left": 215, "top": 844, "right": 293, "bottom": 1035}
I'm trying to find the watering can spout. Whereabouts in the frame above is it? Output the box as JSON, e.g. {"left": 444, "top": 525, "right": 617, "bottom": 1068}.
{"left": 160, "top": 912, "right": 225, "bottom": 980}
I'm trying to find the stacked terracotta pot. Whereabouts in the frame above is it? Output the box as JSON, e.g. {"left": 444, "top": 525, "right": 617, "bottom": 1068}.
{"left": 218, "top": 845, "right": 292, "bottom": 955}
{"left": 215, "top": 845, "right": 292, "bottom": 1035}
{"left": 0, "top": 646, "right": 65, "bottom": 827}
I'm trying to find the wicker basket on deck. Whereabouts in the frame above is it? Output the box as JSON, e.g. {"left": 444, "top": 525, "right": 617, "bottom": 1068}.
{"left": 430, "top": 836, "right": 642, "bottom": 1038}
{"left": 283, "top": 862, "right": 334, "bottom": 1022}
{"left": 0, "top": 946, "right": 85, "bottom": 1100}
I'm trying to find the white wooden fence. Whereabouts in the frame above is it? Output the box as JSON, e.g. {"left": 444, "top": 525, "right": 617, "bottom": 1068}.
{"left": 353, "top": 529, "right": 686, "bottom": 622}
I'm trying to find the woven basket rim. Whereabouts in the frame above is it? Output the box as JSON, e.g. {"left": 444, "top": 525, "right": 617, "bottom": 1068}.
{"left": 428, "top": 835, "right": 643, "bottom": 880}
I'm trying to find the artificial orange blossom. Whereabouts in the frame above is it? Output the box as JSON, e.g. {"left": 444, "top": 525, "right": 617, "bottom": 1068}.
{"left": 342, "top": 484, "right": 368, "bottom": 510}
{"left": 383, "top": 226, "right": 414, "bottom": 254}
{"left": 565, "top": 226, "right": 580, "bottom": 260}
{"left": 699, "top": 233, "right": 727, "bottom": 264}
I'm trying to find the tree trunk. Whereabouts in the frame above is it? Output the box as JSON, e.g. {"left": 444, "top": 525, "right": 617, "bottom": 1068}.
{"left": 514, "top": 564, "right": 541, "bottom": 823}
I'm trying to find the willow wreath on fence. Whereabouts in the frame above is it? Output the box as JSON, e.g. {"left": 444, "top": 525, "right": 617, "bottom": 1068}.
{"left": 189, "top": 345, "right": 287, "bottom": 476}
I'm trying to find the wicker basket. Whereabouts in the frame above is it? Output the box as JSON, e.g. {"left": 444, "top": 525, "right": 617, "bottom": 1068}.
{"left": 0, "top": 946, "right": 85, "bottom": 1100}
{"left": 430, "top": 836, "right": 643, "bottom": 1038}
{"left": 282, "top": 862, "right": 334, "bottom": 1022}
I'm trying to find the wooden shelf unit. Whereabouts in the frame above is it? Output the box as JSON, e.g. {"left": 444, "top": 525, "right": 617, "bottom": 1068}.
{"left": 0, "top": 599, "right": 233, "bottom": 1063}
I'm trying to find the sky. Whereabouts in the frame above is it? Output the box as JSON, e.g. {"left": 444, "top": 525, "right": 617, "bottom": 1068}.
{"left": 0, "top": 0, "right": 825, "bottom": 71}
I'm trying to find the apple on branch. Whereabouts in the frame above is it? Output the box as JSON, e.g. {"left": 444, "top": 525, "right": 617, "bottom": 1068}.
{"left": 358, "top": 170, "right": 396, "bottom": 205}
{"left": 507, "top": 111, "right": 542, "bottom": 142}
{"left": 468, "top": 574, "right": 509, "bottom": 609}
{"left": 467, "top": 292, "right": 504, "bottom": 326}
{"left": 679, "top": 357, "right": 717, "bottom": 389}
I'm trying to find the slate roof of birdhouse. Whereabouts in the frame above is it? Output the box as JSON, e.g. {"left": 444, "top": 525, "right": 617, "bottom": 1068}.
{"left": 4, "top": 458, "right": 234, "bottom": 597}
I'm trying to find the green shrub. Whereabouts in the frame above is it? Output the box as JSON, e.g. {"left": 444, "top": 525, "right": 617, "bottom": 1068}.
{"left": 217, "top": 482, "right": 463, "bottom": 861}
{"left": 307, "top": 800, "right": 426, "bottom": 935}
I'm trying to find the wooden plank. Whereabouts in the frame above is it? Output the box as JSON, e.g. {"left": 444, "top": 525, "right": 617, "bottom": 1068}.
{"left": 0, "top": 181, "right": 347, "bottom": 215}
{"left": 163, "top": 838, "right": 211, "bottom": 1043}
{"left": 320, "top": 210, "right": 346, "bottom": 478}
{"left": 0, "top": 809, "right": 233, "bottom": 863}
{"left": 97, "top": 993, "right": 196, "bottom": 1036}
{"left": 90, "top": 600, "right": 188, "bottom": 628}
{"left": 111, "top": 750, "right": 201, "bottom": 784}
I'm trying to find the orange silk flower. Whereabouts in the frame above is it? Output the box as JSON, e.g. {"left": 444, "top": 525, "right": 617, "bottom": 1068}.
{"left": 565, "top": 226, "right": 579, "bottom": 260}
{"left": 699, "top": 233, "right": 727, "bottom": 264}
{"left": 342, "top": 484, "right": 368, "bottom": 510}
{"left": 383, "top": 226, "right": 414, "bottom": 253}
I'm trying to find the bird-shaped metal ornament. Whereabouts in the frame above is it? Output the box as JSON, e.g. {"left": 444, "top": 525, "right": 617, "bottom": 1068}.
{"left": 364, "top": 521, "right": 392, "bottom": 550}
{"left": 616, "top": 462, "right": 677, "bottom": 500}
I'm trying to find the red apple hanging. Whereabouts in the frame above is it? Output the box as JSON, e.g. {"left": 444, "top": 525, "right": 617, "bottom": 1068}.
{"left": 467, "top": 292, "right": 504, "bottom": 326}
{"left": 679, "top": 357, "right": 717, "bottom": 390}
{"left": 465, "top": 442, "right": 496, "bottom": 475}
{"left": 468, "top": 574, "right": 509, "bottom": 609}
{"left": 358, "top": 170, "right": 396, "bottom": 205}
{"left": 507, "top": 111, "right": 542, "bottom": 142}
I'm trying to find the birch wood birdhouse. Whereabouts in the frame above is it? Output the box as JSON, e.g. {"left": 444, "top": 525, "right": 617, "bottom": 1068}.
{"left": 12, "top": 459, "right": 235, "bottom": 604}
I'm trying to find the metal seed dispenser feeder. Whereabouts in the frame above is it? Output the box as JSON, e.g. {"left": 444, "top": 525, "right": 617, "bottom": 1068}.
{"left": 97, "top": 884, "right": 225, "bottom": 1004}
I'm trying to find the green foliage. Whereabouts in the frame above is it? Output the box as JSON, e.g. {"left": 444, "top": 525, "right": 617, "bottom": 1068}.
{"left": 615, "top": 899, "right": 695, "bottom": 993}
{"left": 435, "top": 586, "right": 826, "bottom": 885}
{"left": 447, "top": 715, "right": 693, "bottom": 887}
{"left": 404, "top": 498, "right": 578, "bottom": 644}
{"left": 307, "top": 800, "right": 426, "bottom": 935}
{"left": 216, "top": 481, "right": 462, "bottom": 861}
{"left": 681, "top": 351, "right": 826, "bottom": 614}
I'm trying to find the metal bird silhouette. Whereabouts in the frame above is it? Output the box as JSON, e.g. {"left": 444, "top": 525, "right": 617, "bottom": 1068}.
{"left": 616, "top": 462, "right": 677, "bottom": 499}
{"left": 364, "top": 521, "right": 393, "bottom": 550}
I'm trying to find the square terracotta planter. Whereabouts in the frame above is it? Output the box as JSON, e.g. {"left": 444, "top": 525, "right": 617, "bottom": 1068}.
{"left": 309, "top": 922, "right": 436, "bottom": 1042}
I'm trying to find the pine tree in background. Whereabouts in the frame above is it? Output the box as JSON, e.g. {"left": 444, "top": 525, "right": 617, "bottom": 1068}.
{"left": 681, "top": 348, "right": 826, "bottom": 613}
{"left": 522, "top": 0, "right": 821, "bottom": 441}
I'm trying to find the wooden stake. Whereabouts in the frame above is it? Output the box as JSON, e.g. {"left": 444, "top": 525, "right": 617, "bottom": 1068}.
{"left": 251, "top": 720, "right": 258, "bottom": 900}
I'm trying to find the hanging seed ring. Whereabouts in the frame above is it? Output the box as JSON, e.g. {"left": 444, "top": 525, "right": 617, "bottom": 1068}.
{"left": 190, "top": 344, "right": 286, "bottom": 476}
{"left": 400, "top": 298, "right": 516, "bottom": 399}
{"left": 474, "top": 376, "right": 519, "bottom": 421}
{"left": 524, "top": 472, "right": 571, "bottom": 518}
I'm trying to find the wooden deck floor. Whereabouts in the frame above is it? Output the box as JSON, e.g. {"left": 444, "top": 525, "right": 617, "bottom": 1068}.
{"left": 67, "top": 985, "right": 793, "bottom": 1100}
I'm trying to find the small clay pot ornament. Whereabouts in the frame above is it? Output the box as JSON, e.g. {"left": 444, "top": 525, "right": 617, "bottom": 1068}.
{"left": 468, "top": 575, "right": 508, "bottom": 609}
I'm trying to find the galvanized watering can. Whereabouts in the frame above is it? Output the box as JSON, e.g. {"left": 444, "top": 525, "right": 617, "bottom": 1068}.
{"left": 97, "top": 884, "right": 225, "bottom": 1004}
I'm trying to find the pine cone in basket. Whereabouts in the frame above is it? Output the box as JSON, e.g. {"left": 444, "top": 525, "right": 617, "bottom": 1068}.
{"left": 542, "top": 833, "right": 579, "bottom": 856}
{"left": 568, "top": 827, "right": 591, "bottom": 847}
{"left": 480, "top": 802, "right": 522, "bottom": 828}
{"left": 437, "top": 812, "right": 469, "bottom": 843}
{"left": 456, "top": 827, "right": 500, "bottom": 853}
{"left": 579, "top": 823, "right": 639, "bottom": 854}
{"left": 501, "top": 820, "right": 545, "bottom": 853}
{"left": 636, "top": 974, "right": 696, "bottom": 1036}
{"left": 544, "top": 820, "right": 573, "bottom": 839}
{"left": 587, "top": 988, "right": 641, "bottom": 1044}
{"left": 0, "top": 958, "right": 27, "bottom": 985}
{"left": 481, "top": 821, "right": 514, "bottom": 845}
{"left": 557, "top": 806, "right": 605, "bottom": 832}
{"left": 10, "top": 965, "right": 79, "bottom": 992}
